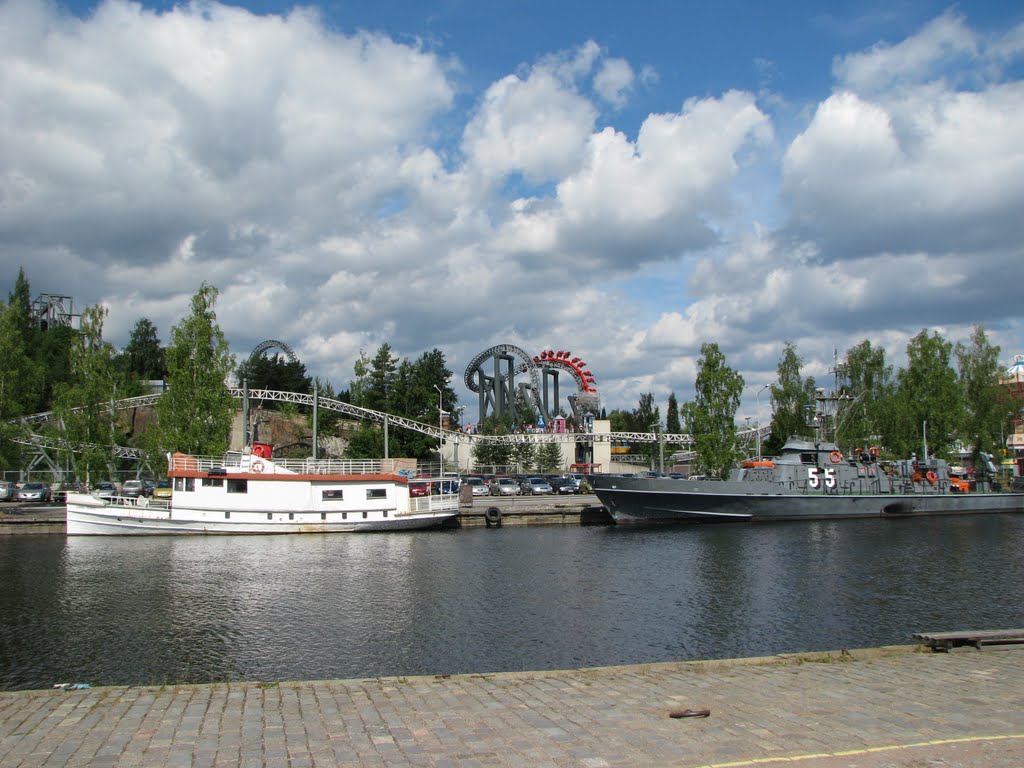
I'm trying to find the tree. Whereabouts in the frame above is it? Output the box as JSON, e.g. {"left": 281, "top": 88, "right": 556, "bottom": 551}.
{"left": 236, "top": 353, "right": 311, "bottom": 402}
{"left": 634, "top": 393, "right": 660, "bottom": 468}
{"left": 836, "top": 340, "right": 893, "bottom": 453}
{"left": 155, "top": 283, "right": 236, "bottom": 456}
{"left": 665, "top": 392, "right": 681, "bottom": 448}
{"left": 763, "top": 342, "right": 816, "bottom": 456}
{"left": 885, "top": 329, "right": 963, "bottom": 459}
{"left": 471, "top": 414, "right": 514, "bottom": 471}
{"left": 51, "top": 305, "right": 131, "bottom": 482}
{"left": 0, "top": 300, "right": 43, "bottom": 466}
{"left": 536, "top": 440, "right": 563, "bottom": 472}
{"left": 955, "top": 324, "right": 1002, "bottom": 463}
{"left": 119, "top": 318, "right": 165, "bottom": 380}
{"left": 681, "top": 343, "right": 745, "bottom": 479}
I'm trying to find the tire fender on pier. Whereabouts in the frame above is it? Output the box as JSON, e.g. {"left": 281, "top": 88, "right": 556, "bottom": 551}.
{"left": 484, "top": 507, "right": 502, "bottom": 528}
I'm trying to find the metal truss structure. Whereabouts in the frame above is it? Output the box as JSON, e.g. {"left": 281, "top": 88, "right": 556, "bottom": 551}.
{"left": 14, "top": 388, "right": 771, "bottom": 464}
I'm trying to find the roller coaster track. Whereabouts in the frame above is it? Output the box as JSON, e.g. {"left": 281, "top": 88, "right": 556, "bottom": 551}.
{"left": 15, "top": 389, "right": 771, "bottom": 455}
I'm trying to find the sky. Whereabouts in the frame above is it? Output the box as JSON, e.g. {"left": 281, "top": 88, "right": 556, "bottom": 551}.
{"left": 3, "top": 0, "right": 1024, "bottom": 426}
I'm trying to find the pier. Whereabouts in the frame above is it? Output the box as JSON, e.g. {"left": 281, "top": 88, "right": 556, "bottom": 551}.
{"left": 2, "top": 645, "right": 1022, "bottom": 767}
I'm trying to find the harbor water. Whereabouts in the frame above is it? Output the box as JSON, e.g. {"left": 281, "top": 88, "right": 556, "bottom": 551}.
{"left": 2, "top": 514, "right": 1023, "bottom": 691}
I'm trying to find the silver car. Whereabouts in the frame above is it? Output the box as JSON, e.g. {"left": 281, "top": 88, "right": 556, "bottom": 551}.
{"left": 489, "top": 477, "right": 520, "bottom": 496}
{"left": 463, "top": 477, "right": 490, "bottom": 497}
{"left": 15, "top": 482, "right": 52, "bottom": 503}
{"left": 520, "top": 476, "right": 553, "bottom": 495}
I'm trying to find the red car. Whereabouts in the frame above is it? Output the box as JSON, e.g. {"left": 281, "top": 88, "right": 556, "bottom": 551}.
{"left": 409, "top": 481, "right": 429, "bottom": 497}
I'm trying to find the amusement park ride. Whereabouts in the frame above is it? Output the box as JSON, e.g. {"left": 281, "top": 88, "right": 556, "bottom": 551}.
{"left": 462, "top": 344, "right": 600, "bottom": 426}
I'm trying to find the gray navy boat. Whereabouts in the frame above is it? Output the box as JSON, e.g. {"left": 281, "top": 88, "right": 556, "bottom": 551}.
{"left": 591, "top": 441, "right": 1023, "bottom": 524}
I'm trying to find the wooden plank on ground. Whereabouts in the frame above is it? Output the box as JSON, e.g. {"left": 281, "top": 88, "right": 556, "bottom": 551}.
{"left": 913, "top": 629, "right": 1024, "bottom": 651}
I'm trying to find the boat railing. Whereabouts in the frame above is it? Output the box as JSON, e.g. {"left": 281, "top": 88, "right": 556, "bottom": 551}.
{"left": 170, "top": 453, "right": 402, "bottom": 476}
{"left": 409, "top": 493, "right": 460, "bottom": 514}
{"left": 93, "top": 494, "right": 172, "bottom": 513}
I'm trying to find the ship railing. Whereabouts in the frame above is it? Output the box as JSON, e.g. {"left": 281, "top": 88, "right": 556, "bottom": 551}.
{"left": 93, "top": 494, "right": 172, "bottom": 518}
{"left": 171, "top": 453, "right": 403, "bottom": 477}
{"left": 408, "top": 493, "right": 460, "bottom": 514}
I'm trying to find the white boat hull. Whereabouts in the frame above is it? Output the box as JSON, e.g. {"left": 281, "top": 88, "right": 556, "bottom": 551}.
{"left": 66, "top": 493, "right": 457, "bottom": 535}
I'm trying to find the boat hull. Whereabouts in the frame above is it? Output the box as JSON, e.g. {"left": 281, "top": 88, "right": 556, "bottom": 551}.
{"left": 591, "top": 476, "right": 1024, "bottom": 524}
{"left": 66, "top": 494, "right": 456, "bottom": 535}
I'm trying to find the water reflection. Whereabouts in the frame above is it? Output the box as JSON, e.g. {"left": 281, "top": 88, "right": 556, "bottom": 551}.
{"left": 1, "top": 514, "right": 1022, "bottom": 690}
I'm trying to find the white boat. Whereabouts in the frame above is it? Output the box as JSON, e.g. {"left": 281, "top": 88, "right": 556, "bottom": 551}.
{"left": 66, "top": 446, "right": 459, "bottom": 535}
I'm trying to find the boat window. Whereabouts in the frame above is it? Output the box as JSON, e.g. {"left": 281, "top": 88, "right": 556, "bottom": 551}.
{"left": 267, "top": 513, "right": 272, "bottom": 520}
{"left": 322, "top": 489, "right": 344, "bottom": 500}
{"left": 202, "top": 478, "right": 224, "bottom": 487}
{"left": 226, "top": 479, "right": 247, "bottom": 493}
{"left": 362, "top": 511, "right": 368, "bottom": 518}
{"left": 174, "top": 478, "right": 184, "bottom": 491}
{"left": 366, "top": 488, "right": 387, "bottom": 500}
{"left": 224, "top": 511, "right": 230, "bottom": 519}
{"left": 800, "top": 453, "right": 816, "bottom": 464}
{"left": 288, "top": 513, "right": 294, "bottom": 520}
{"left": 320, "top": 512, "right": 326, "bottom": 520}
{"left": 185, "top": 478, "right": 195, "bottom": 492}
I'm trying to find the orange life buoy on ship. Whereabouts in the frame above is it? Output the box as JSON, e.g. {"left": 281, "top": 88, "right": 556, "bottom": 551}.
{"left": 829, "top": 451, "right": 843, "bottom": 464}
{"left": 251, "top": 460, "right": 264, "bottom": 473}
{"left": 926, "top": 470, "right": 937, "bottom": 483}
{"left": 868, "top": 446, "right": 880, "bottom": 457}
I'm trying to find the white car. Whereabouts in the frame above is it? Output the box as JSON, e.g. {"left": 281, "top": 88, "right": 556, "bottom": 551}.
{"left": 463, "top": 477, "right": 490, "bottom": 496}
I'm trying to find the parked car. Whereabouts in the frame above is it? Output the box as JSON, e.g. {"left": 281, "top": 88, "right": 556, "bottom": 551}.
{"left": 141, "top": 480, "right": 155, "bottom": 497}
{"left": 409, "top": 481, "right": 430, "bottom": 498}
{"left": 0, "top": 481, "right": 14, "bottom": 501}
{"left": 15, "top": 481, "right": 52, "bottom": 503}
{"left": 122, "top": 480, "right": 145, "bottom": 498}
{"left": 520, "top": 476, "right": 553, "bottom": 495}
{"left": 463, "top": 476, "right": 490, "bottom": 497}
{"left": 152, "top": 479, "right": 173, "bottom": 500}
{"left": 51, "top": 482, "right": 86, "bottom": 503}
{"left": 93, "top": 481, "right": 119, "bottom": 498}
{"left": 550, "top": 477, "right": 578, "bottom": 494}
{"left": 489, "top": 476, "right": 520, "bottom": 496}
{"left": 430, "top": 479, "right": 460, "bottom": 495}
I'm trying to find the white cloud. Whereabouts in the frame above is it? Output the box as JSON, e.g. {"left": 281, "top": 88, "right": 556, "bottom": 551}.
{"left": 593, "top": 57, "right": 634, "bottom": 108}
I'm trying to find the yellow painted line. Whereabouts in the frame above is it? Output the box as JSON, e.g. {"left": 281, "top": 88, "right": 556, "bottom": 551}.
{"left": 693, "top": 733, "right": 1024, "bottom": 767}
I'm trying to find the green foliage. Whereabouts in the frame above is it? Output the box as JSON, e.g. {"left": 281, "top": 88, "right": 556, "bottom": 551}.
{"left": 510, "top": 439, "right": 536, "bottom": 472}
{"left": 884, "top": 329, "right": 964, "bottom": 459}
{"left": 764, "top": 342, "right": 816, "bottom": 455}
{"left": 955, "top": 324, "right": 1002, "bottom": 461}
{"left": 51, "top": 305, "right": 133, "bottom": 481}
{"left": 0, "top": 300, "right": 43, "bottom": 466}
{"left": 836, "top": 340, "right": 893, "bottom": 453}
{"left": 536, "top": 440, "right": 563, "bottom": 472}
{"left": 118, "top": 318, "right": 165, "bottom": 380}
{"left": 471, "top": 414, "right": 514, "bottom": 470}
{"left": 237, "top": 353, "right": 312, "bottom": 404}
{"left": 665, "top": 392, "right": 681, "bottom": 448}
{"left": 681, "top": 342, "right": 745, "bottom": 479}
{"left": 155, "top": 283, "right": 236, "bottom": 455}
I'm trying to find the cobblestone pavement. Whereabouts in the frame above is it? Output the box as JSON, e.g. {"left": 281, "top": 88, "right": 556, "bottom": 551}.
{"left": 2, "top": 647, "right": 1022, "bottom": 767}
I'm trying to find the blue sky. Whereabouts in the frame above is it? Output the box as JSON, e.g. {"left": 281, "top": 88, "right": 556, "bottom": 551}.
{"left": 4, "top": 0, "right": 1024, "bottom": 424}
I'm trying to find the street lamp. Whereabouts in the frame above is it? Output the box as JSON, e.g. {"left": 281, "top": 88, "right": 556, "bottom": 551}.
{"left": 755, "top": 384, "right": 770, "bottom": 459}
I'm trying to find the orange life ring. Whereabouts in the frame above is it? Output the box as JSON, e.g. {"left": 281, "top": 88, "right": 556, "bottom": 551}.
{"left": 251, "top": 460, "right": 264, "bottom": 473}
{"left": 868, "top": 446, "right": 880, "bottom": 457}
{"left": 829, "top": 451, "right": 843, "bottom": 463}
{"left": 926, "top": 470, "right": 937, "bottom": 483}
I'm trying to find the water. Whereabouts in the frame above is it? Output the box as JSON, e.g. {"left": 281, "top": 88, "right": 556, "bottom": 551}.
{"left": 2, "top": 515, "right": 1023, "bottom": 691}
